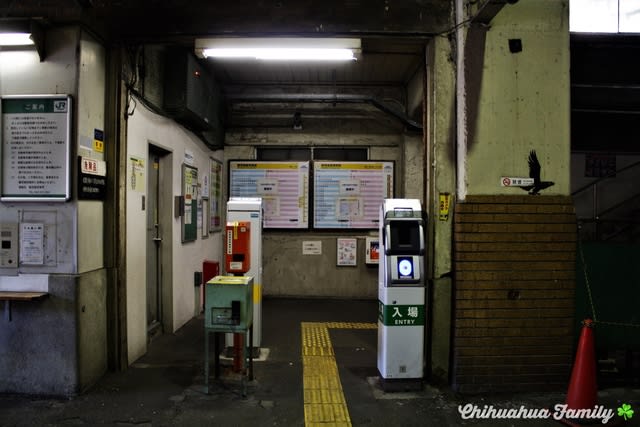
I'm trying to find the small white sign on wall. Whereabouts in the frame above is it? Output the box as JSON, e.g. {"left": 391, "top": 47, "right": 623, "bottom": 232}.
{"left": 302, "top": 241, "right": 322, "bottom": 255}
{"left": 20, "top": 223, "right": 44, "bottom": 265}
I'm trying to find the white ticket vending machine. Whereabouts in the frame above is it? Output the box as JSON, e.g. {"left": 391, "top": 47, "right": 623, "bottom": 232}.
{"left": 377, "top": 199, "right": 426, "bottom": 391}
{"left": 226, "top": 197, "right": 263, "bottom": 349}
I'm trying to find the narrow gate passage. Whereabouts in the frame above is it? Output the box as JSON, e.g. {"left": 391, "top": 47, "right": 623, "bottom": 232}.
{"left": 301, "top": 322, "right": 378, "bottom": 426}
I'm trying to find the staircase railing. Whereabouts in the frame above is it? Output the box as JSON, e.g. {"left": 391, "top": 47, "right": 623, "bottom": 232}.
{"left": 572, "top": 160, "right": 640, "bottom": 241}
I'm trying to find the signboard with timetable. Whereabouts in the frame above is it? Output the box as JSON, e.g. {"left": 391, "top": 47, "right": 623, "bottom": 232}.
{"left": 314, "top": 161, "right": 394, "bottom": 229}
{"left": 229, "top": 161, "right": 309, "bottom": 229}
{"left": 1, "top": 95, "right": 72, "bottom": 201}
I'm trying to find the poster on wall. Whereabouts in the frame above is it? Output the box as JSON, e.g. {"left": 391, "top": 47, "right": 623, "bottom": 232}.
{"left": 313, "top": 161, "right": 394, "bottom": 229}
{"left": 337, "top": 238, "right": 357, "bottom": 266}
{"left": 229, "top": 161, "right": 310, "bottom": 229}
{"left": 129, "top": 156, "right": 145, "bottom": 192}
{"left": 182, "top": 164, "right": 198, "bottom": 242}
{"left": 1, "top": 95, "right": 72, "bottom": 201}
{"left": 209, "top": 158, "right": 223, "bottom": 232}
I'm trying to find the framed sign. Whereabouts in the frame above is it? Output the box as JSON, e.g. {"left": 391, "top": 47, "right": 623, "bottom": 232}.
{"left": 1, "top": 95, "right": 72, "bottom": 201}
{"left": 202, "top": 197, "right": 210, "bottom": 238}
{"left": 209, "top": 158, "right": 223, "bottom": 232}
{"left": 229, "top": 161, "right": 310, "bottom": 229}
{"left": 182, "top": 164, "right": 198, "bottom": 243}
{"left": 313, "top": 161, "right": 394, "bottom": 229}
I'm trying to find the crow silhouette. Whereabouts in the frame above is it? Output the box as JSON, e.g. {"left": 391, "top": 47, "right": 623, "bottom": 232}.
{"left": 523, "top": 150, "right": 554, "bottom": 195}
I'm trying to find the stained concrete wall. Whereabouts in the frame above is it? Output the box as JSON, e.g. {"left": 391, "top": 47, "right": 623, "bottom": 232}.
{"left": 0, "top": 27, "right": 108, "bottom": 395}
{"left": 425, "top": 36, "right": 456, "bottom": 384}
{"left": 465, "top": 0, "right": 571, "bottom": 197}
{"left": 0, "top": 274, "right": 105, "bottom": 395}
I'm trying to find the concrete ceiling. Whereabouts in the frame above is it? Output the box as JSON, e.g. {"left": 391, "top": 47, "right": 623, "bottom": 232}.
{"left": 0, "top": 0, "right": 451, "bottom": 39}
{"left": 2, "top": 1, "right": 455, "bottom": 131}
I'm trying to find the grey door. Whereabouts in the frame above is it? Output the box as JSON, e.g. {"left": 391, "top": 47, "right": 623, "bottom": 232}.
{"left": 146, "top": 146, "right": 164, "bottom": 338}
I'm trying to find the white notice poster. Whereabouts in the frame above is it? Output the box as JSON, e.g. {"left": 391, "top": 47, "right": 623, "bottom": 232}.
{"left": 20, "top": 223, "right": 44, "bottom": 265}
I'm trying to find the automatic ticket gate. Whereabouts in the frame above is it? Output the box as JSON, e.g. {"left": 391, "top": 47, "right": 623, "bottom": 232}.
{"left": 377, "top": 199, "right": 426, "bottom": 391}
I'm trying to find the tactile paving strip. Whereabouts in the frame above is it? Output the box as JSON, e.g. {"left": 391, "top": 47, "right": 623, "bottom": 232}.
{"left": 301, "top": 322, "right": 377, "bottom": 427}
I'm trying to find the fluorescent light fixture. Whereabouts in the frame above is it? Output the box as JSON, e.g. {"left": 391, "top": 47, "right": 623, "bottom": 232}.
{"left": 0, "top": 19, "right": 45, "bottom": 60}
{"left": 195, "top": 37, "right": 361, "bottom": 61}
{"left": 0, "top": 32, "right": 34, "bottom": 46}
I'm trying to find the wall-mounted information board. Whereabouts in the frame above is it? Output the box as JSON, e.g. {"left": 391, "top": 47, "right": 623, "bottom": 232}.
{"left": 1, "top": 95, "right": 72, "bottom": 201}
{"left": 182, "top": 164, "right": 198, "bottom": 242}
{"left": 209, "top": 159, "right": 223, "bottom": 232}
{"left": 313, "top": 161, "right": 394, "bottom": 229}
{"left": 229, "top": 161, "right": 309, "bottom": 229}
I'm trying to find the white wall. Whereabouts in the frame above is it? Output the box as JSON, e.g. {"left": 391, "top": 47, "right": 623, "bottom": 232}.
{"left": 0, "top": 27, "right": 80, "bottom": 280}
{"left": 0, "top": 26, "right": 109, "bottom": 395}
{"left": 126, "top": 103, "right": 223, "bottom": 364}
{"left": 77, "top": 33, "right": 106, "bottom": 274}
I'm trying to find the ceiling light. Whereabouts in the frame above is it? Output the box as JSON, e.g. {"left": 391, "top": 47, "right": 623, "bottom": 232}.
{"left": 195, "top": 37, "right": 361, "bottom": 61}
{"left": 0, "top": 33, "right": 34, "bottom": 46}
{"left": 0, "top": 19, "right": 45, "bottom": 61}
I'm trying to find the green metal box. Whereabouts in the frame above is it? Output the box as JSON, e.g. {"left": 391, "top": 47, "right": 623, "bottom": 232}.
{"left": 205, "top": 275, "right": 253, "bottom": 330}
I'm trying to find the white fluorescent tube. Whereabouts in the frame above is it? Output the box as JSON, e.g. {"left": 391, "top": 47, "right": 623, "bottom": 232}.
{"left": 202, "top": 47, "right": 356, "bottom": 61}
{"left": 0, "top": 33, "right": 34, "bottom": 46}
{"left": 196, "top": 37, "right": 361, "bottom": 61}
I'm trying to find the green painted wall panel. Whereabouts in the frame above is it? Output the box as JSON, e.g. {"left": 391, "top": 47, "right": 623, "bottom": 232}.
{"left": 576, "top": 242, "right": 640, "bottom": 349}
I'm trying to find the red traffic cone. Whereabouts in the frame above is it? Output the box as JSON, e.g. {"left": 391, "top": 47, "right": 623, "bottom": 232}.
{"left": 565, "top": 319, "right": 597, "bottom": 410}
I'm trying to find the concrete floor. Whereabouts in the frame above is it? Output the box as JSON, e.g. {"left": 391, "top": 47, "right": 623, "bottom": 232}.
{"left": 1, "top": 298, "right": 639, "bottom": 426}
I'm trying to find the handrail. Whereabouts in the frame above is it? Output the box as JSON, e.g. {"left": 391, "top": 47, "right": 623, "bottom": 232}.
{"left": 596, "top": 192, "right": 640, "bottom": 219}
{"left": 572, "top": 159, "right": 640, "bottom": 196}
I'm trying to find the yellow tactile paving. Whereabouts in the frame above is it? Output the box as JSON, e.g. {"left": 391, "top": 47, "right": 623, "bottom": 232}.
{"left": 324, "top": 322, "right": 377, "bottom": 330}
{"left": 304, "top": 389, "right": 346, "bottom": 404}
{"left": 301, "top": 322, "right": 377, "bottom": 426}
{"left": 303, "top": 375, "right": 341, "bottom": 390}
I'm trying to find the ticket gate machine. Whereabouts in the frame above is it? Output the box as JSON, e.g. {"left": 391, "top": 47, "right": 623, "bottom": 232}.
{"left": 377, "top": 199, "right": 426, "bottom": 391}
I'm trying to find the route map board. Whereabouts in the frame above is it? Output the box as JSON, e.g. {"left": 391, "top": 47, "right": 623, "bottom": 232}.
{"left": 313, "top": 161, "right": 394, "bottom": 229}
{"left": 229, "top": 161, "right": 309, "bottom": 229}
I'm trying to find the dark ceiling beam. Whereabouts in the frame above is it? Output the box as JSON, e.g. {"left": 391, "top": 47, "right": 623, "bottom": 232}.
{"left": 471, "top": 0, "right": 515, "bottom": 25}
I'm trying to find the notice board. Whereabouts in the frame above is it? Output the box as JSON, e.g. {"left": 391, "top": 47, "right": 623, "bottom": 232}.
{"left": 209, "top": 159, "right": 223, "bottom": 232}
{"left": 313, "top": 161, "right": 394, "bottom": 229}
{"left": 182, "top": 164, "right": 198, "bottom": 242}
{"left": 229, "top": 161, "right": 309, "bottom": 229}
{"left": 1, "top": 95, "right": 72, "bottom": 201}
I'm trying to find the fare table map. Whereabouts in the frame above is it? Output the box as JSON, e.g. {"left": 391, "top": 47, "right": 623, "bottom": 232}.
{"left": 313, "top": 161, "right": 394, "bottom": 229}
{"left": 229, "top": 161, "right": 309, "bottom": 229}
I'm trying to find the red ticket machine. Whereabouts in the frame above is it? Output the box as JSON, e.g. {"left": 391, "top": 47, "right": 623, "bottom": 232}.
{"left": 225, "top": 221, "right": 251, "bottom": 274}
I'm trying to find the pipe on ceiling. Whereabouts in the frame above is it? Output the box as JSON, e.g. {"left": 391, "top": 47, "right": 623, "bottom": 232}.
{"left": 226, "top": 93, "right": 423, "bottom": 132}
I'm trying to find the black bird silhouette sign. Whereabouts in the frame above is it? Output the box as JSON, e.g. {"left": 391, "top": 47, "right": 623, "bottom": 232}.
{"left": 523, "top": 150, "right": 554, "bottom": 195}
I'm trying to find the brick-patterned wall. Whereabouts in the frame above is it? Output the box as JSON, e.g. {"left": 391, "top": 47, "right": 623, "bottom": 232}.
{"left": 453, "top": 195, "right": 576, "bottom": 393}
